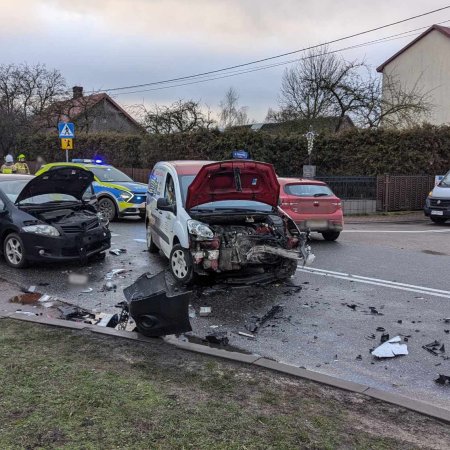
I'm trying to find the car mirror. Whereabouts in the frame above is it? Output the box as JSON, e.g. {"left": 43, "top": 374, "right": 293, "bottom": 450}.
{"left": 157, "top": 197, "right": 176, "bottom": 214}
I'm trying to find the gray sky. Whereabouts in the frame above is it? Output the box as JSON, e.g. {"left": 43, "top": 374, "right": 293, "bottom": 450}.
{"left": 1, "top": 0, "right": 449, "bottom": 121}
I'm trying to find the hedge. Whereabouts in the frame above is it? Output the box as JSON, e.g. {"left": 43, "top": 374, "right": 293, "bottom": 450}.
{"left": 16, "top": 124, "right": 450, "bottom": 176}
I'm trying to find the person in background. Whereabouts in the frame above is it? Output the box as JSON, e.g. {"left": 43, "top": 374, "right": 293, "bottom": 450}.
{"left": 15, "top": 153, "right": 30, "bottom": 174}
{"left": 1, "top": 154, "right": 17, "bottom": 174}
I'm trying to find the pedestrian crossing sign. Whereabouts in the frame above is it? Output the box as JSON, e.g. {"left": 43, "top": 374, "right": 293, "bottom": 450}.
{"left": 61, "top": 138, "right": 73, "bottom": 150}
{"left": 58, "top": 122, "right": 75, "bottom": 138}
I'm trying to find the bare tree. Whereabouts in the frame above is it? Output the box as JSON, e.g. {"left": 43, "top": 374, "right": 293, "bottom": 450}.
{"left": 356, "top": 72, "right": 432, "bottom": 128}
{"left": 0, "top": 63, "right": 66, "bottom": 153}
{"left": 269, "top": 48, "right": 432, "bottom": 129}
{"left": 135, "top": 100, "right": 216, "bottom": 134}
{"left": 219, "top": 87, "right": 249, "bottom": 128}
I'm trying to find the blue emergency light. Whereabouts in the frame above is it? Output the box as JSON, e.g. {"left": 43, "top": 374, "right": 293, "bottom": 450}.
{"left": 71, "top": 159, "right": 104, "bottom": 164}
{"left": 232, "top": 149, "right": 250, "bottom": 159}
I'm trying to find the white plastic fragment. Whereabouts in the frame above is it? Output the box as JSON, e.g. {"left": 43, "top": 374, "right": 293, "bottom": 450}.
{"left": 81, "top": 288, "right": 93, "bottom": 293}
{"left": 27, "top": 286, "right": 36, "bottom": 293}
{"left": 38, "top": 294, "right": 51, "bottom": 303}
{"left": 199, "top": 306, "right": 212, "bottom": 317}
{"left": 133, "top": 239, "right": 147, "bottom": 243}
{"left": 371, "top": 336, "right": 408, "bottom": 358}
{"left": 238, "top": 331, "right": 255, "bottom": 339}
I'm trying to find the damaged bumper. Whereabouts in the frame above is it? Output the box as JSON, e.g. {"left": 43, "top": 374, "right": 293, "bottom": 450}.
{"left": 124, "top": 271, "right": 192, "bottom": 337}
{"left": 20, "top": 227, "right": 111, "bottom": 262}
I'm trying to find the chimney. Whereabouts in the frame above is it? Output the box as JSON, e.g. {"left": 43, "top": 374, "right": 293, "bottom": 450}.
{"left": 72, "top": 86, "right": 83, "bottom": 99}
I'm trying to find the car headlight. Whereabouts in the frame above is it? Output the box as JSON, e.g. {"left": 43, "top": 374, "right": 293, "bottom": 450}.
{"left": 97, "top": 212, "right": 109, "bottom": 226}
{"left": 187, "top": 220, "right": 214, "bottom": 239}
{"left": 119, "top": 191, "right": 133, "bottom": 202}
{"left": 428, "top": 191, "right": 433, "bottom": 197}
{"left": 22, "top": 225, "right": 60, "bottom": 237}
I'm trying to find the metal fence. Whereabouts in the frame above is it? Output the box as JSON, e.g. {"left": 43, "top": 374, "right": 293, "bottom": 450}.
{"left": 376, "top": 175, "right": 435, "bottom": 212}
{"left": 316, "top": 176, "right": 377, "bottom": 199}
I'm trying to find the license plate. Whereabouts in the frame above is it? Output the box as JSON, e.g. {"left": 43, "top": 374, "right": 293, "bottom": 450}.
{"left": 306, "top": 220, "right": 328, "bottom": 228}
{"left": 431, "top": 210, "right": 444, "bottom": 216}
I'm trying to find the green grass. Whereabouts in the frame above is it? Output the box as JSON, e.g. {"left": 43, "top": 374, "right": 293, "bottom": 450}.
{"left": 0, "top": 320, "right": 446, "bottom": 449}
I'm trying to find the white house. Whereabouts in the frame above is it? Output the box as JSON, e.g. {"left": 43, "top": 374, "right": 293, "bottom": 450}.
{"left": 377, "top": 24, "right": 450, "bottom": 126}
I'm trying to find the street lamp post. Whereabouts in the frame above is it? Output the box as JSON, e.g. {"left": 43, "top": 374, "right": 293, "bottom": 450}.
{"left": 304, "top": 125, "right": 317, "bottom": 166}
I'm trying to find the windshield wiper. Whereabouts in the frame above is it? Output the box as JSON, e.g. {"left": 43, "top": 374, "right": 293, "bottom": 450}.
{"left": 313, "top": 193, "right": 330, "bottom": 197}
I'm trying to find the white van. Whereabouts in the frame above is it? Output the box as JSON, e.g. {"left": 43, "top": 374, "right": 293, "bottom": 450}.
{"left": 424, "top": 170, "right": 450, "bottom": 224}
{"left": 145, "top": 160, "right": 312, "bottom": 283}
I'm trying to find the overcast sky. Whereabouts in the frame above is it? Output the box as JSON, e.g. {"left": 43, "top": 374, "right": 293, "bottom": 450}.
{"left": 1, "top": 0, "right": 449, "bottom": 121}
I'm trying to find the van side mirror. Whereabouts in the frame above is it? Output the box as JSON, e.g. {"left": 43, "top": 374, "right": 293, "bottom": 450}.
{"left": 157, "top": 198, "right": 176, "bottom": 214}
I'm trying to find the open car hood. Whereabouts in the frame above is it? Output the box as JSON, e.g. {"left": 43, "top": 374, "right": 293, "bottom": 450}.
{"left": 185, "top": 160, "right": 280, "bottom": 210}
{"left": 16, "top": 166, "right": 94, "bottom": 204}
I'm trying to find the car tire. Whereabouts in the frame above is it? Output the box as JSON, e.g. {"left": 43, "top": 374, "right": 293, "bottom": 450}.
{"left": 430, "top": 216, "right": 447, "bottom": 224}
{"left": 322, "top": 231, "right": 340, "bottom": 241}
{"left": 98, "top": 197, "right": 117, "bottom": 222}
{"left": 146, "top": 223, "right": 159, "bottom": 253}
{"left": 169, "top": 244, "right": 193, "bottom": 284}
{"left": 3, "top": 233, "right": 28, "bottom": 268}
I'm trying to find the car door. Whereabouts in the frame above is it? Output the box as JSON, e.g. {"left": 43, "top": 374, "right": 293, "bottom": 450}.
{"left": 157, "top": 172, "right": 177, "bottom": 257}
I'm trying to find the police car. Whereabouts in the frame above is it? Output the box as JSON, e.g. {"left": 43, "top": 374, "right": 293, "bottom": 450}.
{"left": 36, "top": 160, "right": 147, "bottom": 221}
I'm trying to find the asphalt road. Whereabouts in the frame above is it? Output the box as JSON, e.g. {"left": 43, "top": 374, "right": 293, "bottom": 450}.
{"left": 1, "top": 217, "right": 449, "bottom": 409}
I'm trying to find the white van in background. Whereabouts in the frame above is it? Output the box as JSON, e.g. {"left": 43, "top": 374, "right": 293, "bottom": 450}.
{"left": 424, "top": 170, "right": 450, "bottom": 224}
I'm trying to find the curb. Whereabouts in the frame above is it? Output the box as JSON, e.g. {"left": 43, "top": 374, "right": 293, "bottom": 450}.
{"left": 2, "top": 312, "right": 449, "bottom": 424}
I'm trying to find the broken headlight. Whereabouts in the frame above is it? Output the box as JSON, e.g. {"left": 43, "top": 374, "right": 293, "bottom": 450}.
{"left": 97, "top": 212, "right": 109, "bottom": 226}
{"left": 22, "top": 224, "right": 60, "bottom": 237}
{"left": 187, "top": 220, "right": 214, "bottom": 240}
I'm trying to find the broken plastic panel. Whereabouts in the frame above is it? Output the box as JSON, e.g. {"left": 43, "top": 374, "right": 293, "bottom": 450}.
{"left": 123, "top": 270, "right": 192, "bottom": 337}
{"left": 371, "top": 336, "right": 408, "bottom": 358}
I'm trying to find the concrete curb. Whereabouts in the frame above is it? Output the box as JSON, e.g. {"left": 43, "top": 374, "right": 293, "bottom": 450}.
{"left": 2, "top": 312, "right": 449, "bottom": 424}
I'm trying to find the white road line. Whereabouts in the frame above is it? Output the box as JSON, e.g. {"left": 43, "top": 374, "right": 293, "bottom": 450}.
{"left": 343, "top": 229, "right": 450, "bottom": 233}
{"left": 297, "top": 267, "right": 450, "bottom": 299}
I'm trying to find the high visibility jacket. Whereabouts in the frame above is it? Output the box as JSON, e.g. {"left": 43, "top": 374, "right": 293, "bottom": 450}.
{"left": 1, "top": 164, "right": 16, "bottom": 174}
{"left": 15, "top": 162, "right": 30, "bottom": 174}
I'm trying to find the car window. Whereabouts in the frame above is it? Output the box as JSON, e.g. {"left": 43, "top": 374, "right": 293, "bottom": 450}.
{"left": 179, "top": 175, "right": 196, "bottom": 205}
{"left": 90, "top": 166, "right": 133, "bottom": 183}
{"left": 284, "top": 183, "right": 334, "bottom": 197}
{"left": 0, "top": 198, "right": 4, "bottom": 210}
{"left": 439, "top": 171, "right": 450, "bottom": 187}
{"left": 164, "top": 173, "right": 176, "bottom": 206}
{"left": 0, "top": 179, "right": 30, "bottom": 202}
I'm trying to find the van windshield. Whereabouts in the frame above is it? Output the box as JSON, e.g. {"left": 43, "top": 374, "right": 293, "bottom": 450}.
{"left": 440, "top": 172, "right": 450, "bottom": 187}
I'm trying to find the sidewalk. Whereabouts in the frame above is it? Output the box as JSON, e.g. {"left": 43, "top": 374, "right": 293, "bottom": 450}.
{"left": 345, "top": 211, "right": 427, "bottom": 224}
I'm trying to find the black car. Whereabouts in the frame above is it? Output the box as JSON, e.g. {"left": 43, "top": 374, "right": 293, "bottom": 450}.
{"left": 0, "top": 167, "right": 111, "bottom": 268}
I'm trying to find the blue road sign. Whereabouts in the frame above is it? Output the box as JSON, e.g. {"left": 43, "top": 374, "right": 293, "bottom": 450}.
{"left": 58, "top": 122, "right": 75, "bottom": 138}
{"left": 232, "top": 149, "right": 249, "bottom": 159}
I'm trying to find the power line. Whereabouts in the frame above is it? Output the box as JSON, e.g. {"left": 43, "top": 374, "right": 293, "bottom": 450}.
{"left": 110, "top": 20, "right": 450, "bottom": 97}
{"left": 96, "top": 6, "right": 450, "bottom": 93}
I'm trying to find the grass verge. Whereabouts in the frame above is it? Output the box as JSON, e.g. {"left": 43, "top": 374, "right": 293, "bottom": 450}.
{"left": 0, "top": 320, "right": 449, "bottom": 449}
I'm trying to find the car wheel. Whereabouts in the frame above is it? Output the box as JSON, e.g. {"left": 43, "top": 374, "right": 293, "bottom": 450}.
{"left": 322, "top": 231, "right": 340, "bottom": 241}
{"left": 169, "top": 244, "right": 193, "bottom": 284}
{"left": 98, "top": 197, "right": 117, "bottom": 222}
{"left": 146, "top": 223, "right": 159, "bottom": 253}
{"left": 3, "top": 233, "right": 28, "bottom": 268}
{"left": 430, "top": 216, "right": 447, "bottom": 224}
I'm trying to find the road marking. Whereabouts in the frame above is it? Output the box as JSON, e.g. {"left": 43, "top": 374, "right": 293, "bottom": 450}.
{"left": 297, "top": 266, "right": 450, "bottom": 299}
{"left": 343, "top": 229, "right": 450, "bottom": 233}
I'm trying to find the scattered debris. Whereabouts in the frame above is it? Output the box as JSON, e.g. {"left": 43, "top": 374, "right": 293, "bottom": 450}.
{"left": 445, "top": 330, "right": 449, "bottom": 334}
{"left": 10, "top": 293, "right": 41, "bottom": 304}
{"left": 380, "top": 333, "right": 390, "bottom": 343}
{"left": 356, "top": 355, "right": 362, "bottom": 360}
{"left": 103, "top": 281, "right": 116, "bottom": 291}
{"left": 15, "top": 311, "right": 38, "bottom": 316}
{"left": 422, "top": 340, "right": 446, "bottom": 357}
{"left": 188, "top": 305, "right": 196, "bottom": 318}
{"left": 238, "top": 331, "right": 255, "bottom": 339}
{"left": 371, "top": 336, "right": 408, "bottom": 359}
{"left": 205, "top": 332, "right": 229, "bottom": 346}
{"left": 435, "top": 374, "right": 450, "bottom": 386}
{"left": 96, "top": 313, "right": 119, "bottom": 328}
{"left": 109, "top": 248, "right": 127, "bottom": 256}
{"left": 369, "top": 306, "right": 383, "bottom": 316}
{"left": 444, "top": 318, "right": 450, "bottom": 324}
{"left": 133, "top": 239, "right": 147, "bottom": 243}
{"left": 397, "top": 320, "right": 402, "bottom": 324}
{"left": 124, "top": 270, "right": 192, "bottom": 337}
{"left": 199, "top": 306, "right": 212, "bottom": 317}
{"left": 80, "top": 287, "right": 93, "bottom": 294}
{"left": 376, "top": 327, "right": 385, "bottom": 332}
{"left": 38, "top": 294, "right": 51, "bottom": 303}
{"left": 345, "top": 303, "right": 357, "bottom": 310}
{"left": 27, "top": 285, "right": 36, "bottom": 293}
{"left": 246, "top": 304, "right": 283, "bottom": 333}
{"left": 105, "top": 268, "right": 129, "bottom": 280}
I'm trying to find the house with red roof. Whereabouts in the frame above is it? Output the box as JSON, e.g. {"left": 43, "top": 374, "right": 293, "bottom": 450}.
{"left": 377, "top": 24, "right": 450, "bottom": 126}
{"left": 37, "top": 86, "right": 143, "bottom": 134}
